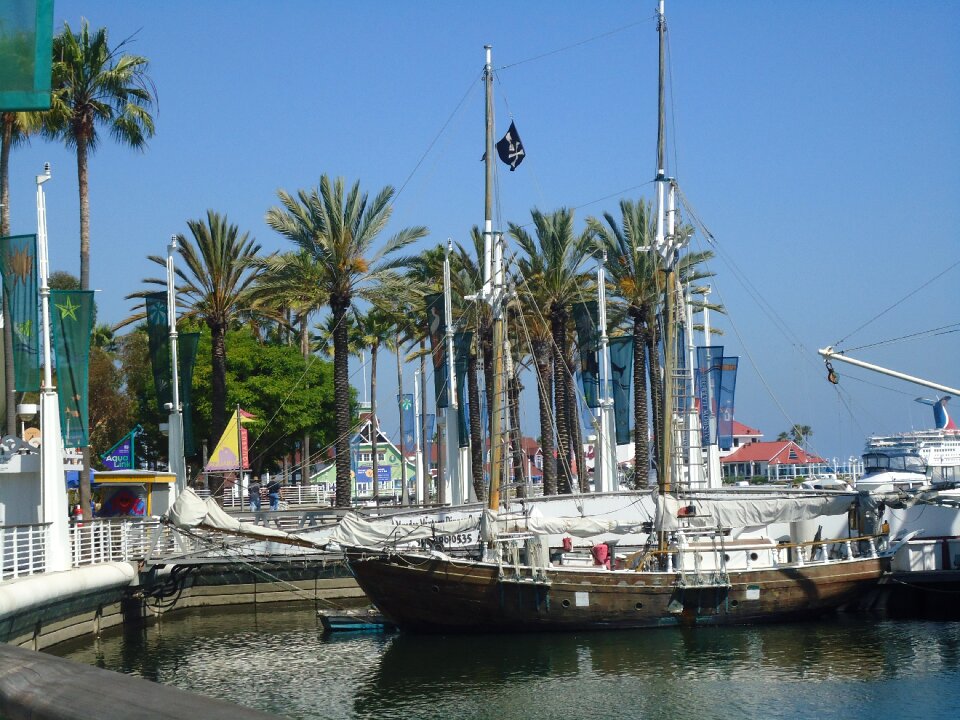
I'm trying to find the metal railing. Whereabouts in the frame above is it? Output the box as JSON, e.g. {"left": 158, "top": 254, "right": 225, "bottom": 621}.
{"left": 0, "top": 523, "right": 49, "bottom": 582}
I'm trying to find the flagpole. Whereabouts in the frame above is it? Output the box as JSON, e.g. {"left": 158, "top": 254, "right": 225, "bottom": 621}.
{"left": 36, "top": 163, "right": 69, "bottom": 571}
{"left": 166, "top": 234, "right": 186, "bottom": 497}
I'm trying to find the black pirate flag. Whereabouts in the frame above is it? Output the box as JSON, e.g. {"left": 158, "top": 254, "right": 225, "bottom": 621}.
{"left": 495, "top": 121, "right": 526, "bottom": 171}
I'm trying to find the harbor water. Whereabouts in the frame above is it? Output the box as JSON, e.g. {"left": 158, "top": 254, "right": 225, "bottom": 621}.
{"left": 47, "top": 605, "right": 960, "bottom": 720}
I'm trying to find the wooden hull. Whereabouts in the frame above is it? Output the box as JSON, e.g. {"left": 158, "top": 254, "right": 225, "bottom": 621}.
{"left": 346, "top": 549, "right": 886, "bottom": 632}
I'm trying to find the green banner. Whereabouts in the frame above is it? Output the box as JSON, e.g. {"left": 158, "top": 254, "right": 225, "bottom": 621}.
{"left": 572, "top": 301, "right": 600, "bottom": 408}
{"left": 609, "top": 336, "right": 634, "bottom": 446}
{"left": 51, "top": 290, "right": 94, "bottom": 447}
{"left": 425, "top": 292, "right": 449, "bottom": 408}
{"left": 179, "top": 332, "right": 200, "bottom": 456}
{"left": 454, "top": 331, "right": 472, "bottom": 448}
{"left": 0, "top": 234, "right": 40, "bottom": 391}
{"left": 144, "top": 292, "right": 172, "bottom": 412}
{"left": 0, "top": 0, "right": 53, "bottom": 110}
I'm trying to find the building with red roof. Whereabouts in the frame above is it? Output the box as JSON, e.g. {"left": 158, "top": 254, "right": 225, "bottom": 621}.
{"left": 721, "top": 440, "right": 827, "bottom": 482}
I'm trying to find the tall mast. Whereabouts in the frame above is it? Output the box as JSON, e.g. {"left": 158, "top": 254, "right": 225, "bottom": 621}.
{"left": 655, "top": 0, "right": 675, "bottom": 497}
{"left": 483, "top": 45, "right": 506, "bottom": 511}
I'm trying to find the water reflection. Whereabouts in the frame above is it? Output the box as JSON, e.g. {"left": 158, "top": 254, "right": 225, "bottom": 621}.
{"left": 48, "top": 607, "right": 960, "bottom": 720}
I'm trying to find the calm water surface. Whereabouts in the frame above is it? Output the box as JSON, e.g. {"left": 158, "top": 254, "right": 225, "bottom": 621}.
{"left": 48, "top": 606, "right": 960, "bottom": 720}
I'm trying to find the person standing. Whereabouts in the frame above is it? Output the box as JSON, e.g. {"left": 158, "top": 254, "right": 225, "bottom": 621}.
{"left": 267, "top": 477, "right": 282, "bottom": 511}
{"left": 248, "top": 477, "right": 262, "bottom": 512}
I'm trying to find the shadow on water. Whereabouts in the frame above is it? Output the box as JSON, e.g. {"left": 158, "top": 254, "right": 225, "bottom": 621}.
{"left": 46, "top": 606, "right": 960, "bottom": 720}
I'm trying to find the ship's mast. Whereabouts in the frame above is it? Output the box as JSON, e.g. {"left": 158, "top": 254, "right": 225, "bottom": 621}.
{"left": 484, "top": 45, "right": 506, "bottom": 511}
{"left": 655, "top": 0, "right": 675, "bottom": 497}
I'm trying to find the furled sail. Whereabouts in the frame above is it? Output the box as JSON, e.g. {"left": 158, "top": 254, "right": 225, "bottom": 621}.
{"left": 164, "top": 487, "right": 323, "bottom": 548}
{"left": 659, "top": 492, "right": 858, "bottom": 531}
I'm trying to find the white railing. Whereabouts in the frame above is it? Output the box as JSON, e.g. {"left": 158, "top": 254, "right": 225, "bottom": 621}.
{"left": 1, "top": 523, "right": 49, "bottom": 582}
{"left": 68, "top": 518, "right": 214, "bottom": 567}
{"left": 220, "top": 486, "right": 335, "bottom": 509}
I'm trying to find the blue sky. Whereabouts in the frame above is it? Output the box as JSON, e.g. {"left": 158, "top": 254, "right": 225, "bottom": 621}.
{"left": 6, "top": 1, "right": 959, "bottom": 464}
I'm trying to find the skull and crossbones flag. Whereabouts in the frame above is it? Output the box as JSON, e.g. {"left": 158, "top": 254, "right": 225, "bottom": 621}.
{"left": 495, "top": 121, "right": 526, "bottom": 171}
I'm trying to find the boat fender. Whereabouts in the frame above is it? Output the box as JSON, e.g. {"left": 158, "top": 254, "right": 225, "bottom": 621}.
{"left": 591, "top": 543, "right": 610, "bottom": 569}
{"left": 562, "top": 537, "right": 573, "bottom": 552}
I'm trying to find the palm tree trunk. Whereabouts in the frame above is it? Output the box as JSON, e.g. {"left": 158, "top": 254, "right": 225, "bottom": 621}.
{"left": 467, "top": 347, "right": 485, "bottom": 502}
{"left": 552, "top": 307, "right": 572, "bottom": 494}
{"left": 370, "top": 340, "right": 379, "bottom": 501}
{"left": 419, "top": 340, "right": 429, "bottom": 504}
{"left": 332, "top": 296, "right": 352, "bottom": 508}
{"left": 396, "top": 333, "right": 409, "bottom": 506}
{"left": 534, "top": 340, "right": 556, "bottom": 495}
{"left": 646, "top": 309, "right": 663, "bottom": 476}
{"left": 76, "top": 132, "right": 93, "bottom": 528}
{"left": 300, "top": 314, "right": 310, "bottom": 487}
{"left": 631, "top": 308, "right": 650, "bottom": 486}
{"left": 509, "top": 370, "right": 525, "bottom": 498}
{"left": 0, "top": 117, "right": 14, "bottom": 436}
{"left": 77, "top": 136, "right": 91, "bottom": 291}
{"left": 209, "top": 322, "right": 228, "bottom": 448}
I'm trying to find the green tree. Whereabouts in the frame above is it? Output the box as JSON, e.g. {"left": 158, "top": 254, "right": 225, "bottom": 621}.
{"left": 189, "top": 327, "right": 337, "bottom": 477}
{"left": 588, "top": 199, "right": 715, "bottom": 481}
{"left": 265, "top": 175, "right": 427, "bottom": 507}
{"left": 778, "top": 424, "right": 813, "bottom": 448}
{"left": 45, "top": 20, "right": 155, "bottom": 291}
{"left": 120, "top": 210, "right": 262, "bottom": 450}
{"left": 511, "top": 208, "right": 593, "bottom": 495}
{"left": 248, "top": 249, "right": 329, "bottom": 483}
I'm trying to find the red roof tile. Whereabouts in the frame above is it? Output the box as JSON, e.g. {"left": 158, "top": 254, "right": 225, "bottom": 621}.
{"left": 721, "top": 440, "right": 825, "bottom": 465}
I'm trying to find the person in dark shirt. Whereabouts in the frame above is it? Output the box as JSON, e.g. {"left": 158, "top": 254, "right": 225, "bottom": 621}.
{"left": 266, "top": 478, "right": 282, "bottom": 511}
{"left": 248, "top": 477, "right": 262, "bottom": 512}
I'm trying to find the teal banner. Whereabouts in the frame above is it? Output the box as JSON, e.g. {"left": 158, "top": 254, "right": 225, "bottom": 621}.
{"left": 425, "top": 293, "right": 449, "bottom": 408}
{"left": 572, "top": 301, "right": 600, "bottom": 408}
{"left": 144, "top": 292, "right": 172, "bottom": 412}
{"left": 609, "top": 336, "right": 633, "bottom": 445}
{"left": 51, "top": 290, "right": 94, "bottom": 447}
{"left": 179, "top": 332, "right": 200, "bottom": 456}
{"left": 454, "top": 331, "right": 472, "bottom": 448}
{"left": 0, "top": 234, "right": 39, "bottom": 391}
{"left": 0, "top": 0, "right": 54, "bottom": 110}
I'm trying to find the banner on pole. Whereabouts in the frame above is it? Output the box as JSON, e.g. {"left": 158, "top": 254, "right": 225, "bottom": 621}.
{"left": 454, "top": 331, "right": 472, "bottom": 447}
{"left": 609, "top": 336, "right": 633, "bottom": 445}
{"left": 144, "top": 292, "right": 172, "bottom": 412}
{"left": 178, "top": 332, "right": 200, "bottom": 456}
{"left": 717, "top": 357, "right": 739, "bottom": 451}
{"left": 51, "top": 289, "right": 94, "bottom": 447}
{"left": 425, "top": 293, "right": 449, "bottom": 408}
{"left": 695, "top": 346, "right": 724, "bottom": 446}
{"left": 572, "top": 301, "right": 600, "bottom": 408}
{"left": 0, "top": 234, "right": 40, "bottom": 391}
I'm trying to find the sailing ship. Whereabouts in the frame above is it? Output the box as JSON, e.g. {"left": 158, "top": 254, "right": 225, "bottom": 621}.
{"left": 340, "top": 2, "right": 888, "bottom": 632}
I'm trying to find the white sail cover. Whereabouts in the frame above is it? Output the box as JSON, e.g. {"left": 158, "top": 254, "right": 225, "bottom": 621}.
{"left": 660, "top": 492, "right": 857, "bottom": 531}
{"left": 164, "top": 487, "right": 321, "bottom": 547}
{"left": 330, "top": 512, "right": 483, "bottom": 548}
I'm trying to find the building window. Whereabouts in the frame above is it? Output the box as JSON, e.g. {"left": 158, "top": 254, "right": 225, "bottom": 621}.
{"left": 359, "top": 452, "right": 371, "bottom": 463}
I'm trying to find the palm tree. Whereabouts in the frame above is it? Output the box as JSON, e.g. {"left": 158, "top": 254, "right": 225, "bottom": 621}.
{"left": 588, "top": 199, "right": 715, "bottom": 480}
{"left": 778, "top": 424, "right": 813, "bottom": 449}
{"left": 265, "top": 175, "right": 427, "bottom": 508}
{"left": 119, "top": 211, "right": 261, "bottom": 449}
{"left": 511, "top": 208, "right": 593, "bottom": 495}
{"left": 45, "top": 20, "right": 155, "bottom": 291}
{"left": 356, "top": 307, "right": 395, "bottom": 501}
{"left": 1, "top": 110, "right": 40, "bottom": 435}
{"left": 248, "top": 250, "right": 329, "bottom": 483}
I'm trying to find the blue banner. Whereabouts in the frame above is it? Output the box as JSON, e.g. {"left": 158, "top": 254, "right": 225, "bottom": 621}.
{"left": 398, "top": 393, "right": 415, "bottom": 452}
{"left": 609, "top": 337, "right": 633, "bottom": 445}
{"left": 359, "top": 465, "right": 392, "bottom": 483}
{"left": 695, "top": 346, "right": 724, "bottom": 446}
{"left": 717, "top": 357, "right": 739, "bottom": 451}
{"left": 454, "top": 331, "right": 472, "bottom": 448}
